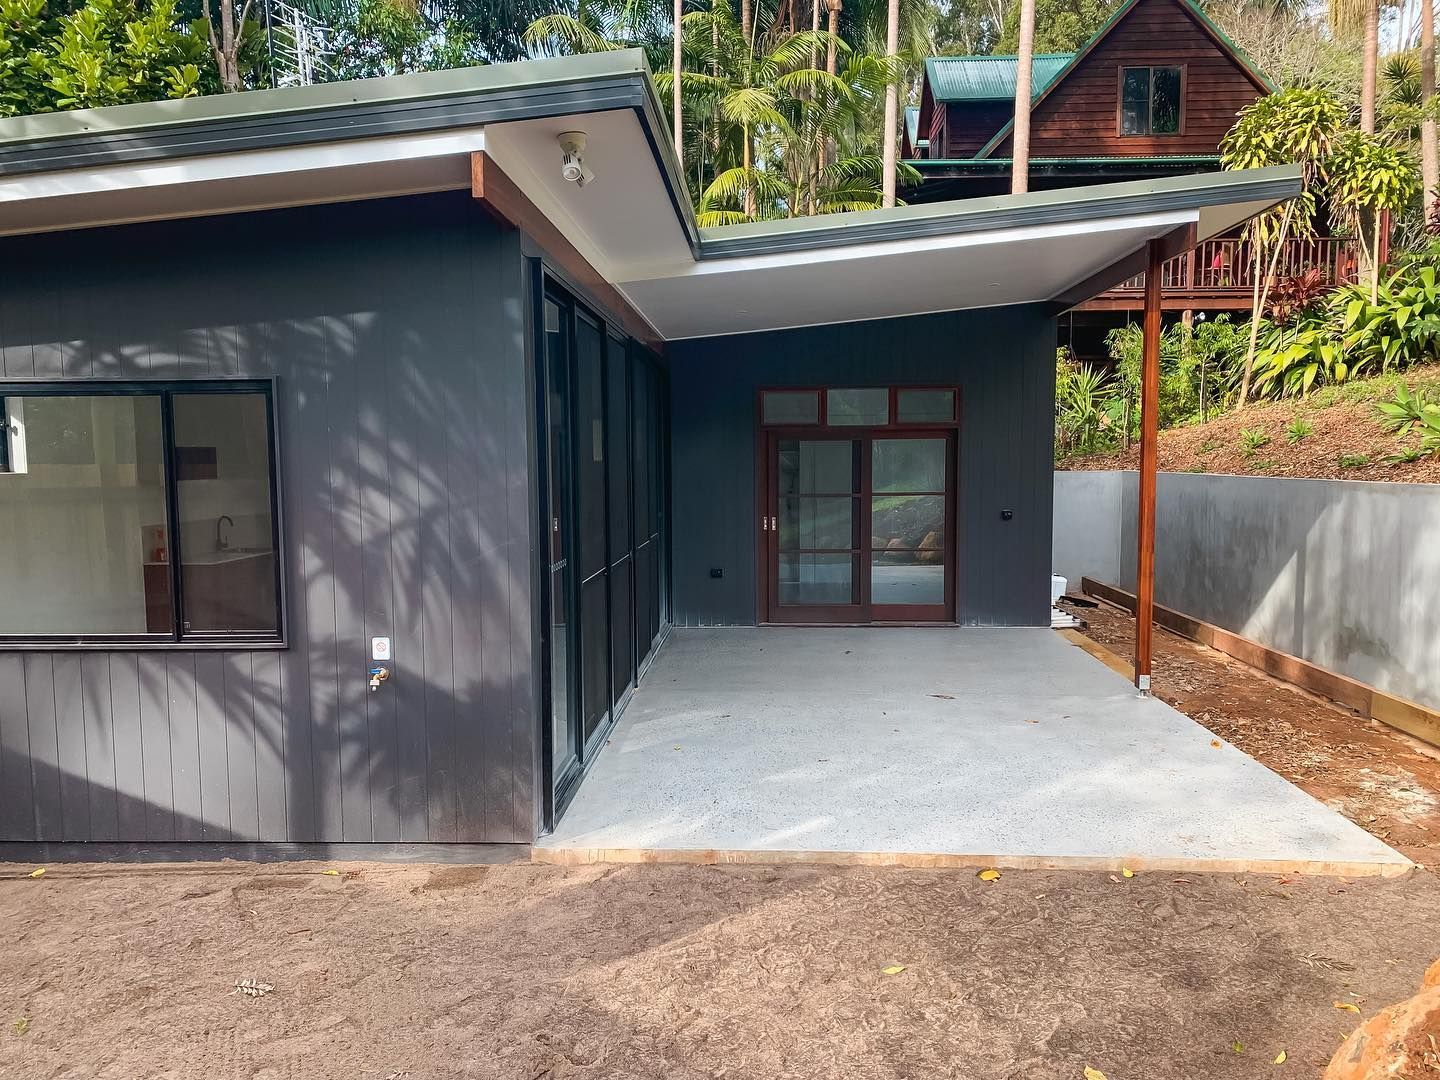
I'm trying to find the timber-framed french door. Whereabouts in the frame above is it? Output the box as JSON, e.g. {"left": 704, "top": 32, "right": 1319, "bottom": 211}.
{"left": 757, "top": 387, "right": 958, "bottom": 625}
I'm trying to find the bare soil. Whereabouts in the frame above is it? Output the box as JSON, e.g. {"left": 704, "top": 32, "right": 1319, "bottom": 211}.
{"left": 2, "top": 858, "right": 1440, "bottom": 1080}
{"left": 1071, "top": 600, "right": 1440, "bottom": 870}
{"left": 1059, "top": 370, "right": 1440, "bottom": 483}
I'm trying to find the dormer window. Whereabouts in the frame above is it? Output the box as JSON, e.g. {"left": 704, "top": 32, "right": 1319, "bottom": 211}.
{"left": 1120, "top": 66, "right": 1182, "bottom": 135}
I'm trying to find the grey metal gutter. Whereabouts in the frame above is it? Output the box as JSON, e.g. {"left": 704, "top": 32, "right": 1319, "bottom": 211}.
{"left": 694, "top": 165, "right": 1300, "bottom": 260}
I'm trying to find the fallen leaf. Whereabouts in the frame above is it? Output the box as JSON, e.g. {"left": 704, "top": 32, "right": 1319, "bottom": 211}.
{"left": 1083, "top": 1068, "right": 1108, "bottom": 1080}
{"left": 1121, "top": 867, "right": 1135, "bottom": 878}
{"left": 12, "top": 1017, "right": 29, "bottom": 1036}
{"left": 27, "top": 868, "right": 45, "bottom": 879}
{"left": 231, "top": 979, "right": 275, "bottom": 998}
{"left": 977, "top": 868, "right": 1001, "bottom": 882}
{"left": 1274, "top": 1050, "right": 1287, "bottom": 1064}
{"left": 1108, "top": 874, "right": 1121, "bottom": 883}
{"left": 881, "top": 965, "right": 906, "bottom": 975}
{"left": 1211, "top": 739, "right": 1222, "bottom": 748}
{"left": 930, "top": 694, "right": 954, "bottom": 700}
{"left": 321, "top": 869, "right": 340, "bottom": 876}
{"left": 1333, "top": 1002, "right": 1361, "bottom": 1014}
{"left": 1233, "top": 1040, "right": 1245, "bottom": 1054}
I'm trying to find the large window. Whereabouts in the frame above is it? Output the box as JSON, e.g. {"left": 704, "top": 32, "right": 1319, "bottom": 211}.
{"left": 1120, "top": 66, "right": 1182, "bottom": 136}
{"left": 0, "top": 382, "right": 283, "bottom": 646}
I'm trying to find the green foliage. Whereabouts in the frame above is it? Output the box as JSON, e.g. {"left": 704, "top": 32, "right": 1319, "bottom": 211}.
{"left": 1338, "top": 452, "right": 1370, "bottom": 468}
{"left": 1238, "top": 427, "right": 1270, "bottom": 454}
{"left": 1252, "top": 264, "right": 1440, "bottom": 396}
{"left": 0, "top": 0, "right": 211, "bottom": 117}
{"left": 331, "top": 0, "right": 482, "bottom": 77}
{"left": 1374, "top": 383, "right": 1440, "bottom": 458}
{"left": 1285, "top": 416, "right": 1314, "bottom": 442}
{"left": 1054, "top": 352, "right": 1118, "bottom": 459}
{"left": 1102, "top": 314, "right": 1249, "bottom": 431}
{"left": 995, "top": 0, "right": 1116, "bottom": 52}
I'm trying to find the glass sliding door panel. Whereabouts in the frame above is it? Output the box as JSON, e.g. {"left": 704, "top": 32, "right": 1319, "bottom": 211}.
{"left": 574, "top": 316, "right": 607, "bottom": 581}
{"left": 580, "top": 575, "right": 609, "bottom": 745}
{"left": 870, "top": 495, "right": 945, "bottom": 550}
{"left": 778, "top": 553, "right": 856, "bottom": 605}
{"left": 609, "top": 558, "right": 634, "bottom": 705}
{"left": 778, "top": 439, "right": 855, "bottom": 495}
{"left": 549, "top": 567, "right": 574, "bottom": 780}
{"left": 543, "top": 297, "right": 577, "bottom": 783}
{"left": 872, "top": 438, "right": 946, "bottom": 493}
{"left": 779, "top": 497, "right": 854, "bottom": 550}
{"left": 870, "top": 551, "right": 946, "bottom": 605}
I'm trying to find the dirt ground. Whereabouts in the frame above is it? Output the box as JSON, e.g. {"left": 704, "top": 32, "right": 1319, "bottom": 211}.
{"left": 1058, "top": 370, "right": 1440, "bottom": 483}
{"left": 1070, "top": 599, "right": 1440, "bottom": 870}
{"left": 2, "top": 859, "right": 1440, "bottom": 1080}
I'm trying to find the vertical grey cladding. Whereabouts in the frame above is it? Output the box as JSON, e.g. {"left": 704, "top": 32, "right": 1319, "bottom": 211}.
{"left": 668, "top": 306, "right": 1055, "bottom": 627}
{"left": 0, "top": 193, "right": 537, "bottom": 843}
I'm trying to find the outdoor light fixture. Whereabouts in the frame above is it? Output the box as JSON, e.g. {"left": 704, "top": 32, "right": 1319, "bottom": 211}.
{"left": 558, "top": 131, "right": 595, "bottom": 188}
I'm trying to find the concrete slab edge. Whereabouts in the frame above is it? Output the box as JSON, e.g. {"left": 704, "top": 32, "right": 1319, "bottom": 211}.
{"left": 531, "top": 846, "right": 1415, "bottom": 878}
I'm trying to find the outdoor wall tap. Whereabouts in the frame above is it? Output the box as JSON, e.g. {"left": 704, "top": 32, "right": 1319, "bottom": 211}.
{"left": 216, "top": 515, "right": 234, "bottom": 551}
{"left": 368, "top": 666, "right": 390, "bottom": 692}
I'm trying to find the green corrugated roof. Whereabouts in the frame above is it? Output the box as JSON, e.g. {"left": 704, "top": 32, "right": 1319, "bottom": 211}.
{"left": 923, "top": 54, "right": 1074, "bottom": 102}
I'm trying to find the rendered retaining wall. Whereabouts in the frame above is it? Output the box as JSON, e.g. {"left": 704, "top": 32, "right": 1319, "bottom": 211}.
{"left": 1053, "top": 470, "right": 1440, "bottom": 712}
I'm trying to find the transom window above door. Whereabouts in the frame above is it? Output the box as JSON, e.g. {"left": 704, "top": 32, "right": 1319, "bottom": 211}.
{"left": 760, "top": 387, "right": 957, "bottom": 427}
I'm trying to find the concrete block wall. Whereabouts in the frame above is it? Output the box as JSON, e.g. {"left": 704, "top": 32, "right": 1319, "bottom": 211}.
{"left": 1053, "top": 470, "right": 1440, "bottom": 712}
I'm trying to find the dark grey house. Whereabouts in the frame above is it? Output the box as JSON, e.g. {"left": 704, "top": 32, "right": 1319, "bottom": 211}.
{"left": 0, "top": 52, "right": 1297, "bottom": 851}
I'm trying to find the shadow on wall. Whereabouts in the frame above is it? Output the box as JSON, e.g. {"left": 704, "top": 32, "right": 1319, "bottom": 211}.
{"left": 1052, "top": 470, "right": 1440, "bottom": 712}
{"left": 0, "top": 194, "right": 537, "bottom": 847}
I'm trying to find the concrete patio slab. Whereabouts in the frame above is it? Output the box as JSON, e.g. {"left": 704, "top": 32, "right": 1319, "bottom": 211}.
{"left": 535, "top": 628, "right": 1412, "bottom": 876}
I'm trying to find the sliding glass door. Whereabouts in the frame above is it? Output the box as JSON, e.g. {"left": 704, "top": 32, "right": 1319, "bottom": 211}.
{"left": 540, "top": 277, "right": 667, "bottom": 819}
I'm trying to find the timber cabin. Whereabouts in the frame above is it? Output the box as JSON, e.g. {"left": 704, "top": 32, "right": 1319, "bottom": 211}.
{"left": 904, "top": 0, "right": 1363, "bottom": 358}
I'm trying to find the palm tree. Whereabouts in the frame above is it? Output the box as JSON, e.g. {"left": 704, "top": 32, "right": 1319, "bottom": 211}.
{"left": 1423, "top": 0, "right": 1437, "bottom": 217}
{"left": 1331, "top": 0, "right": 1380, "bottom": 132}
{"left": 673, "top": 0, "right": 683, "bottom": 170}
{"left": 1011, "top": 0, "right": 1035, "bottom": 194}
{"left": 881, "top": 0, "right": 899, "bottom": 205}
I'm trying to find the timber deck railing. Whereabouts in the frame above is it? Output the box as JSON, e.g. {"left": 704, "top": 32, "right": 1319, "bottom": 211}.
{"left": 1103, "top": 236, "right": 1362, "bottom": 299}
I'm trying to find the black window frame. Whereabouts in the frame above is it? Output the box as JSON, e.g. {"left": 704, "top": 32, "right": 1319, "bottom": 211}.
{"left": 1119, "top": 65, "right": 1183, "bottom": 137}
{"left": 0, "top": 378, "right": 286, "bottom": 650}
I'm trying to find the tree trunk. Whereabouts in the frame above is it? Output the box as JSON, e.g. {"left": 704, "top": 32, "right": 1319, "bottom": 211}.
{"left": 825, "top": 0, "right": 841, "bottom": 170}
{"left": 1238, "top": 203, "right": 1297, "bottom": 408}
{"left": 1423, "top": 0, "right": 1437, "bottom": 219}
{"left": 881, "top": 0, "right": 900, "bottom": 207}
{"left": 1361, "top": 0, "right": 1378, "bottom": 134}
{"left": 742, "top": 0, "right": 753, "bottom": 47}
{"left": 1011, "top": 0, "right": 1036, "bottom": 194}
{"left": 673, "top": 0, "right": 684, "bottom": 173}
{"left": 744, "top": 125, "right": 755, "bottom": 219}
{"left": 204, "top": 0, "right": 251, "bottom": 93}
{"left": 1372, "top": 210, "right": 1384, "bottom": 302}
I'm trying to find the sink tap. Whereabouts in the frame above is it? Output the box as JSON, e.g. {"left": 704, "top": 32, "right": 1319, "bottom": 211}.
{"left": 216, "top": 515, "right": 234, "bottom": 552}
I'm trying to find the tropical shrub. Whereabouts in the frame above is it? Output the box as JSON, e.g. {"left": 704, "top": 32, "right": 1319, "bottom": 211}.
{"left": 1251, "top": 264, "right": 1440, "bottom": 397}
{"left": 0, "top": 0, "right": 210, "bottom": 117}
{"left": 1054, "top": 354, "right": 1118, "bottom": 459}
{"left": 1103, "top": 314, "right": 1249, "bottom": 431}
{"left": 1375, "top": 384, "right": 1440, "bottom": 458}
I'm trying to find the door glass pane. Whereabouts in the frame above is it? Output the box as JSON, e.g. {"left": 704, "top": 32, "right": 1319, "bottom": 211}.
{"left": 826, "top": 388, "right": 889, "bottom": 426}
{"left": 1121, "top": 68, "right": 1149, "bottom": 134}
{"left": 544, "top": 299, "right": 569, "bottom": 568}
{"left": 606, "top": 337, "right": 631, "bottom": 560}
{"left": 632, "top": 360, "right": 650, "bottom": 546}
{"left": 762, "top": 390, "right": 819, "bottom": 424}
{"left": 871, "top": 495, "right": 944, "bottom": 550}
{"left": 779, "top": 553, "right": 855, "bottom": 605}
{"left": 778, "top": 439, "right": 855, "bottom": 495}
{"left": 779, "top": 496, "right": 854, "bottom": 550}
{"left": 1151, "top": 68, "right": 1181, "bottom": 133}
{"left": 871, "top": 551, "right": 945, "bottom": 605}
{"left": 575, "top": 316, "right": 606, "bottom": 581}
{"left": 173, "top": 393, "right": 278, "bottom": 633}
{"left": 896, "top": 389, "right": 955, "bottom": 423}
{"left": 873, "top": 439, "right": 946, "bottom": 493}
{"left": 580, "top": 575, "right": 608, "bottom": 746}
{"left": 0, "top": 394, "right": 168, "bottom": 635}
{"left": 549, "top": 566, "right": 573, "bottom": 781}
{"left": 610, "top": 557, "right": 634, "bottom": 702}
